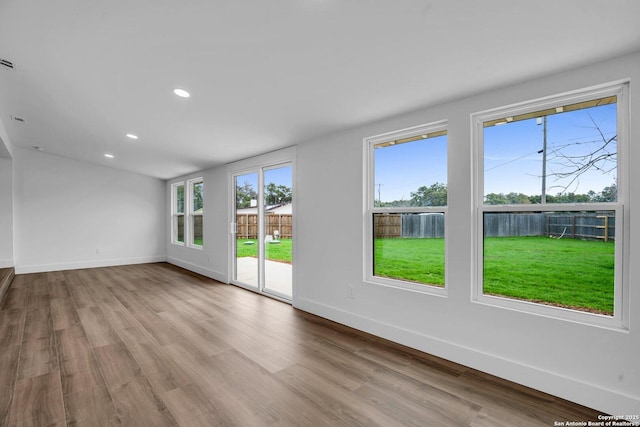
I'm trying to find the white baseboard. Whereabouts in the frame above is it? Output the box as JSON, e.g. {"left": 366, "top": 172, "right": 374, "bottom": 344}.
{"left": 0, "top": 258, "right": 14, "bottom": 268}
{"left": 294, "top": 297, "right": 640, "bottom": 417}
{"left": 15, "top": 255, "right": 166, "bottom": 274}
{"left": 166, "top": 256, "right": 227, "bottom": 283}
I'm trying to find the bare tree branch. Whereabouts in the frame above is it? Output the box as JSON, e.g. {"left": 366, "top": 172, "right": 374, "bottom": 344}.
{"left": 544, "top": 113, "right": 616, "bottom": 194}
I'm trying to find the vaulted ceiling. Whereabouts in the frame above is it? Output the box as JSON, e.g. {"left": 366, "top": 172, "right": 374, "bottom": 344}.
{"left": 1, "top": 1, "right": 639, "bottom": 179}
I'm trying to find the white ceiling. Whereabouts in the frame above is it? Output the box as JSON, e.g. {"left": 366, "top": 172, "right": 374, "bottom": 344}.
{"left": 1, "top": 1, "right": 639, "bottom": 179}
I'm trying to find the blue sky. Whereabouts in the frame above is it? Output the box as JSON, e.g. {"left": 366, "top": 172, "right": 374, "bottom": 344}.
{"left": 374, "top": 135, "right": 447, "bottom": 203}
{"left": 374, "top": 103, "right": 617, "bottom": 203}
{"left": 484, "top": 104, "right": 616, "bottom": 197}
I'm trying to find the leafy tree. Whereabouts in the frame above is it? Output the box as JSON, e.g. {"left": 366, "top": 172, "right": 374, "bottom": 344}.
{"left": 176, "top": 185, "right": 184, "bottom": 213}
{"left": 383, "top": 180, "right": 616, "bottom": 207}
{"left": 552, "top": 192, "right": 591, "bottom": 204}
{"left": 236, "top": 181, "right": 292, "bottom": 208}
{"left": 592, "top": 183, "right": 617, "bottom": 202}
{"left": 265, "top": 183, "right": 292, "bottom": 205}
{"left": 484, "top": 192, "right": 531, "bottom": 205}
{"left": 236, "top": 181, "right": 257, "bottom": 208}
{"left": 410, "top": 182, "right": 447, "bottom": 206}
{"left": 193, "top": 182, "right": 203, "bottom": 211}
{"left": 377, "top": 199, "right": 411, "bottom": 208}
{"left": 484, "top": 187, "right": 615, "bottom": 205}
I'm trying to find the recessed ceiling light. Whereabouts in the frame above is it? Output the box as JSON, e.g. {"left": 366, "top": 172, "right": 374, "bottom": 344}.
{"left": 104, "top": 154, "right": 115, "bottom": 159}
{"left": 173, "top": 88, "right": 190, "bottom": 98}
{"left": 126, "top": 133, "right": 139, "bottom": 140}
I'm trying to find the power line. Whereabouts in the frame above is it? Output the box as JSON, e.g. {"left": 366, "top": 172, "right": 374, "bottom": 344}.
{"left": 484, "top": 150, "right": 540, "bottom": 172}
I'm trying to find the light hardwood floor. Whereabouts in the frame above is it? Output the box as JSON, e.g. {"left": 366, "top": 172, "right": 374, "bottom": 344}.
{"left": 0, "top": 263, "right": 601, "bottom": 426}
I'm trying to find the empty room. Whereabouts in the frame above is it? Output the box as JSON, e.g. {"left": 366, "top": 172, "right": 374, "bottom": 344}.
{"left": 1, "top": 1, "right": 639, "bottom": 426}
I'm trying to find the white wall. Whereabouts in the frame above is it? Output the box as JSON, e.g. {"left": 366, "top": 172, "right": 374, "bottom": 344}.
{"left": 166, "top": 146, "right": 296, "bottom": 284}
{"left": 0, "top": 118, "right": 14, "bottom": 267}
{"left": 166, "top": 51, "right": 640, "bottom": 416}
{"left": 0, "top": 157, "right": 13, "bottom": 267}
{"left": 294, "top": 52, "right": 640, "bottom": 416}
{"left": 13, "top": 147, "right": 166, "bottom": 273}
{"left": 165, "top": 165, "right": 229, "bottom": 283}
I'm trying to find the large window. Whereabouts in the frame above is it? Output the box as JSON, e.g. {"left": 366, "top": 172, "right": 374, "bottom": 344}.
{"left": 188, "top": 178, "right": 204, "bottom": 248}
{"left": 171, "top": 178, "right": 203, "bottom": 248}
{"left": 473, "top": 82, "right": 628, "bottom": 329}
{"left": 171, "top": 182, "right": 184, "bottom": 245}
{"left": 365, "top": 121, "right": 447, "bottom": 294}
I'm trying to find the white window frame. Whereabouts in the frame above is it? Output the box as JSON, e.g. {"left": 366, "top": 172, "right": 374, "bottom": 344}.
{"left": 171, "top": 182, "right": 185, "bottom": 246}
{"left": 471, "top": 81, "right": 629, "bottom": 330}
{"left": 187, "top": 177, "right": 204, "bottom": 249}
{"left": 364, "top": 120, "right": 448, "bottom": 296}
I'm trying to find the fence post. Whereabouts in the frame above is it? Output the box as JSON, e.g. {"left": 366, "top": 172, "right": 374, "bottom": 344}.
{"left": 596, "top": 215, "right": 609, "bottom": 242}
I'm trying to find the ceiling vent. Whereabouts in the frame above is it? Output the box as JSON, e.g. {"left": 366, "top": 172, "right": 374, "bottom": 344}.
{"left": 1, "top": 58, "right": 16, "bottom": 72}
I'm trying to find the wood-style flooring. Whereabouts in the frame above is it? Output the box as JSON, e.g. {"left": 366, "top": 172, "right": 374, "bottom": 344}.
{"left": 0, "top": 267, "right": 14, "bottom": 306}
{"left": 0, "top": 263, "right": 601, "bottom": 426}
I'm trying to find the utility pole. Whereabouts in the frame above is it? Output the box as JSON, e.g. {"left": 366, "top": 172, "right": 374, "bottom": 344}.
{"left": 377, "top": 183, "right": 383, "bottom": 206}
{"left": 542, "top": 116, "right": 547, "bottom": 204}
{"left": 537, "top": 116, "right": 547, "bottom": 204}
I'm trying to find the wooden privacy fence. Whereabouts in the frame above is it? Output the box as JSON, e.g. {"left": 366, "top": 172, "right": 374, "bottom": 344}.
{"left": 193, "top": 215, "right": 203, "bottom": 240}
{"left": 374, "top": 213, "right": 444, "bottom": 239}
{"left": 546, "top": 214, "right": 615, "bottom": 242}
{"left": 374, "top": 212, "right": 615, "bottom": 241}
{"left": 483, "top": 213, "right": 544, "bottom": 238}
{"left": 373, "top": 214, "right": 402, "bottom": 239}
{"left": 175, "top": 216, "right": 202, "bottom": 240}
{"left": 236, "top": 214, "right": 292, "bottom": 239}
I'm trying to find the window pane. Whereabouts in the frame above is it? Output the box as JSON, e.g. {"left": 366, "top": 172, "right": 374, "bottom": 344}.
{"left": 373, "top": 213, "right": 445, "bottom": 286}
{"left": 192, "top": 215, "right": 202, "bottom": 246}
{"left": 483, "top": 97, "right": 617, "bottom": 204}
{"left": 483, "top": 211, "right": 615, "bottom": 315}
{"left": 374, "top": 134, "right": 447, "bottom": 207}
{"left": 176, "top": 184, "right": 184, "bottom": 214}
{"left": 177, "top": 215, "right": 184, "bottom": 243}
{"left": 192, "top": 181, "right": 203, "bottom": 213}
{"left": 191, "top": 180, "right": 203, "bottom": 246}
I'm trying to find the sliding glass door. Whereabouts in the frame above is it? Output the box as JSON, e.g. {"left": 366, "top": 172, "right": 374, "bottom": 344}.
{"left": 232, "top": 164, "right": 293, "bottom": 300}
{"left": 234, "top": 172, "right": 259, "bottom": 289}
{"left": 262, "top": 165, "right": 292, "bottom": 297}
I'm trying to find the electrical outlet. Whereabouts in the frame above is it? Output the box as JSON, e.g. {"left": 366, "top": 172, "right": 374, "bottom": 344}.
{"left": 347, "top": 285, "right": 355, "bottom": 299}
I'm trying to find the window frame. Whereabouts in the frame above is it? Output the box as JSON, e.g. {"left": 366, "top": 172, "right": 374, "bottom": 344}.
{"left": 187, "top": 177, "right": 204, "bottom": 249}
{"left": 471, "top": 81, "right": 629, "bottom": 330}
{"left": 364, "top": 120, "right": 448, "bottom": 296}
{"left": 171, "top": 182, "right": 185, "bottom": 246}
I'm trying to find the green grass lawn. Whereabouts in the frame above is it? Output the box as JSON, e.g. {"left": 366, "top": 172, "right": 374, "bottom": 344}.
{"left": 236, "top": 238, "right": 292, "bottom": 263}
{"left": 483, "top": 236, "right": 614, "bottom": 315}
{"left": 375, "top": 236, "right": 615, "bottom": 315}
{"left": 374, "top": 238, "right": 445, "bottom": 287}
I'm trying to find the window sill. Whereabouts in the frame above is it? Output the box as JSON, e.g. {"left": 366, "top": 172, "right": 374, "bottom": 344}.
{"left": 473, "top": 293, "right": 628, "bottom": 332}
{"left": 364, "top": 275, "right": 448, "bottom": 297}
